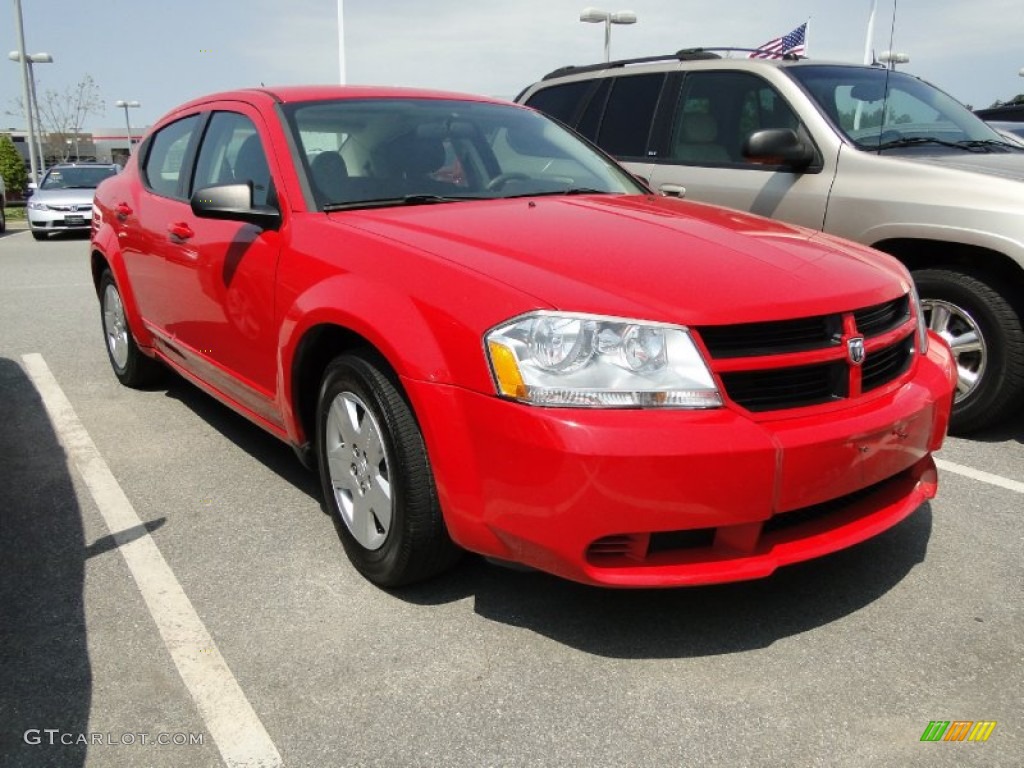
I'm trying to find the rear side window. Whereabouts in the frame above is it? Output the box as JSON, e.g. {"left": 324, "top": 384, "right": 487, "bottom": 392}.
{"left": 142, "top": 115, "right": 201, "bottom": 199}
{"left": 524, "top": 81, "right": 593, "bottom": 126}
{"left": 596, "top": 74, "right": 665, "bottom": 158}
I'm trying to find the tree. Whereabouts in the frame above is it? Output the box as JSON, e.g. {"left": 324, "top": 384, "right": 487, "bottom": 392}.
{"left": 34, "top": 75, "right": 105, "bottom": 161}
{"left": 0, "top": 133, "right": 29, "bottom": 199}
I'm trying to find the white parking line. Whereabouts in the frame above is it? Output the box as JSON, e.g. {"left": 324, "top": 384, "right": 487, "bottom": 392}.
{"left": 936, "top": 458, "right": 1024, "bottom": 494}
{"left": 22, "top": 353, "right": 283, "bottom": 768}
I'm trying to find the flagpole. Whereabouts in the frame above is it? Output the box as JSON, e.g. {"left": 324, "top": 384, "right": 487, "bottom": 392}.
{"left": 337, "top": 0, "right": 346, "bottom": 84}
{"left": 863, "top": 0, "right": 877, "bottom": 64}
{"left": 804, "top": 17, "right": 811, "bottom": 57}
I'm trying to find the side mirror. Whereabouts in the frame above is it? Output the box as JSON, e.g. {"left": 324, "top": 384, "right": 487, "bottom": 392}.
{"left": 742, "top": 129, "right": 815, "bottom": 170}
{"left": 190, "top": 183, "right": 281, "bottom": 230}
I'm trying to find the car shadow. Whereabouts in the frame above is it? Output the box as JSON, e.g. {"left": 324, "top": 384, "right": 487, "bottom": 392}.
{"left": 150, "top": 364, "right": 934, "bottom": 658}
{"left": 160, "top": 375, "right": 320, "bottom": 501}
{"left": 957, "top": 405, "right": 1024, "bottom": 444}
{"left": 0, "top": 357, "right": 90, "bottom": 767}
{"left": 394, "top": 504, "right": 933, "bottom": 659}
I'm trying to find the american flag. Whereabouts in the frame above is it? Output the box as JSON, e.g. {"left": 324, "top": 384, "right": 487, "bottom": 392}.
{"left": 749, "top": 22, "right": 807, "bottom": 59}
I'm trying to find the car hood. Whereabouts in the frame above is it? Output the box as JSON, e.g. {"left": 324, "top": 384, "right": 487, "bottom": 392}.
{"left": 335, "top": 194, "right": 908, "bottom": 326}
{"left": 30, "top": 188, "right": 98, "bottom": 206}
{"left": 905, "top": 151, "right": 1024, "bottom": 182}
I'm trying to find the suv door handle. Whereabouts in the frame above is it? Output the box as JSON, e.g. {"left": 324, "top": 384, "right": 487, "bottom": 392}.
{"left": 659, "top": 184, "right": 686, "bottom": 198}
{"left": 168, "top": 222, "right": 194, "bottom": 241}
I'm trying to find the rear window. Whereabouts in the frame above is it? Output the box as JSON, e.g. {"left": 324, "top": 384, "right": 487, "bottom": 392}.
{"left": 524, "top": 81, "right": 593, "bottom": 126}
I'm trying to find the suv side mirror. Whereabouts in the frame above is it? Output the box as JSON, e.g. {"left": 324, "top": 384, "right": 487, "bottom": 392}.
{"left": 191, "top": 183, "right": 281, "bottom": 230}
{"left": 742, "top": 129, "right": 815, "bottom": 170}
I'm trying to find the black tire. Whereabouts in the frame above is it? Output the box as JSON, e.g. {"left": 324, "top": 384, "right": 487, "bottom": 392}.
{"left": 316, "top": 353, "right": 460, "bottom": 587}
{"left": 32, "top": 230, "right": 46, "bottom": 241}
{"left": 98, "top": 270, "right": 162, "bottom": 387}
{"left": 914, "top": 268, "right": 1024, "bottom": 433}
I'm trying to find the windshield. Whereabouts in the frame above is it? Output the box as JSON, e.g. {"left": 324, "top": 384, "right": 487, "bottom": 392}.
{"left": 40, "top": 166, "right": 118, "bottom": 190}
{"left": 283, "top": 98, "right": 645, "bottom": 211}
{"left": 787, "top": 65, "right": 1015, "bottom": 152}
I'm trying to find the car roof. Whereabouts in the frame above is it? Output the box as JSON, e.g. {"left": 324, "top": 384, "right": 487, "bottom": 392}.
{"left": 166, "top": 85, "right": 510, "bottom": 117}
{"left": 537, "top": 50, "right": 882, "bottom": 83}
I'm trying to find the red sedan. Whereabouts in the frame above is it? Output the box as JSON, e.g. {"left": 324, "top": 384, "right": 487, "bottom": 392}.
{"left": 90, "top": 86, "right": 956, "bottom": 588}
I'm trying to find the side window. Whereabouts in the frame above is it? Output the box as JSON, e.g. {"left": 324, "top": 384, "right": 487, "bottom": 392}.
{"left": 596, "top": 74, "right": 664, "bottom": 158}
{"left": 193, "top": 112, "right": 272, "bottom": 206}
{"left": 142, "top": 115, "right": 201, "bottom": 199}
{"left": 669, "top": 72, "right": 802, "bottom": 166}
{"left": 523, "top": 81, "right": 592, "bottom": 126}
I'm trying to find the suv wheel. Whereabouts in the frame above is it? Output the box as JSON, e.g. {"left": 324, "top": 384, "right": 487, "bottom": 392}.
{"left": 915, "top": 268, "right": 1024, "bottom": 433}
{"left": 316, "top": 353, "right": 460, "bottom": 587}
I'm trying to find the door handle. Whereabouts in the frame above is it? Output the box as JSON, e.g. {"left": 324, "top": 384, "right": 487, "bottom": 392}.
{"left": 659, "top": 184, "right": 686, "bottom": 198}
{"left": 116, "top": 202, "right": 132, "bottom": 220}
{"left": 168, "top": 222, "right": 194, "bottom": 241}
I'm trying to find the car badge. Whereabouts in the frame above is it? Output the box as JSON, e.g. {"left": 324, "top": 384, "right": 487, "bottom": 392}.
{"left": 847, "top": 337, "right": 866, "bottom": 365}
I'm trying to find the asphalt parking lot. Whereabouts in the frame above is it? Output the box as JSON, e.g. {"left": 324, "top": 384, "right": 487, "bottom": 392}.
{"left": 1, "top": 225, "right": 1021, "bottom": 768}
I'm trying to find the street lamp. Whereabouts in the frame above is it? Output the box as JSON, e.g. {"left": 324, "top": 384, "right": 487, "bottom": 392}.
{"left": 8, "top": 50, "right": 52, "bottom": 181}
{"left": 878, "top": 50, "right": 910, "bottom": 69}
{"left": 115, "top": 100, "right": 141, "bottom": 154}
{"left": 579, "top": 7, "right": 637, "bottom": 63}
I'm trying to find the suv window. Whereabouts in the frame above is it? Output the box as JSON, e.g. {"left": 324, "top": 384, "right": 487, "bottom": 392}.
{"left": 596, "top": 74, "right": 664, "bottom": 158}
{"left": 142, "top": 115, "right": 201, "bottom": 199}
{"left": 523, "top": 80, "right": 593, "bottom": 126}
{"left": 193, "top": 112, "right": 272, "bottom": 206}
{"left": 670, "top": 72, "right": 801, "bottom": 166}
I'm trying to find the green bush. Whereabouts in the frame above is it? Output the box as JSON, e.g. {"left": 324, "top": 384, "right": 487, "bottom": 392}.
{"left": 0, "top": 134, "right": 30, "bottom": 200}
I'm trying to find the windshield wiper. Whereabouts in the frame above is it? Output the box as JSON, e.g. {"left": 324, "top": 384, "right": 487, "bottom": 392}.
{"left": 323, "top": 194, "right": 481, "bottom": 212}
{"left": 505, "top": 187, "right": 612, "bottom": 199}
{"left": 876, "top": 136, "right": 989, "bottom": 153}
{"left": 957, "top": 139, "right": 1023, "bottom": 151}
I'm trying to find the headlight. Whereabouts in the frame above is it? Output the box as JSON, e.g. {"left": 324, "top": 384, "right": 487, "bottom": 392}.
{"left": 909, "top": 284, "right": 929, "bottom": 355}
{"left": 485, "top": 312, "right": 722, "bottom": 408}
{"left": 27, "top": 201, "right": 49, "bottom": 211}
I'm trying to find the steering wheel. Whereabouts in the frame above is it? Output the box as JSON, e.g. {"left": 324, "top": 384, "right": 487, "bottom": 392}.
{"left": 486, "top": 172, "right": 531, "bottom": 191}
{"left": 878, "top": 129, "right": 903, "bottom": 146}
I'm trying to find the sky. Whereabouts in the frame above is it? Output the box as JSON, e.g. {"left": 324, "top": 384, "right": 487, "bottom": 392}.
{"left": 3, "top": 0, "right": 1022, "bottom": 134}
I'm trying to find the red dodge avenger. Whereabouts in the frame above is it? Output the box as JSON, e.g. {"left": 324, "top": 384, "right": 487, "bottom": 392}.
{"left": 90, "top": 86, "right": 956, "bottom": 588}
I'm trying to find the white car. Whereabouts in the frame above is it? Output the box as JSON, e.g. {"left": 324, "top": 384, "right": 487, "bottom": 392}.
{"left": 28, "top": 163, "right": 120, "bottom": 240}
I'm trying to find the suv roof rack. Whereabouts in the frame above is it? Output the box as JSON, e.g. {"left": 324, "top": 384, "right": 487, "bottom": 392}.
{"left": 541, "top": 47, "right": 802, "bottom": 81}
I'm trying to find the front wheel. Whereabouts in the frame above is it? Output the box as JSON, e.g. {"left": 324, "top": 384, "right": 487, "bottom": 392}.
{"left": 316, "top": 353, "right": 460, "bottom": 587}
{"left": 915, "top": 268, "right": 1024, "bottom": 433}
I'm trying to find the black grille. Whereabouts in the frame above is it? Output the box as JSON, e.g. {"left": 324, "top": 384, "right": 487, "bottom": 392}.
{"left": 763, "top": 476, "right": 893, "bottom": 534}
{"left": 648, "top": 529, "right": 716, "bottom": 554}
{"left": 697, "top": 315, "right": 840, "bottom": 358}
{"left": 862, "top": 335, "right": 914, "bottom": 392}
{"left": 854, "top": 296, "right": 910, "bottom": 337}
{"left": 720, "top": 361, "right": 847, "bottom": 411}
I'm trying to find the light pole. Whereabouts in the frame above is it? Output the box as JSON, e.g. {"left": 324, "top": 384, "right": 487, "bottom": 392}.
{"left": 879, "top": 51, "right": 910, "bottom": 70}
{"left": 9, "top": 51, "right": 53, "bottom": 175}
{"left": 115, "top": 100, "right": 140, "bottom": 154}
{"left": 579, "top": 7, "right": 637, "bottom": 63}
{"left": 10, "top": 0, "right": 42, "bottom": 183}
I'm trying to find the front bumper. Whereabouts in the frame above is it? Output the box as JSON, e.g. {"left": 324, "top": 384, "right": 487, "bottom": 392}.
{"left": 28, "top": 205, "right": 94, "bottom": 233}
{"left": 408, "top": 338, "right": 955, "bottom": 587}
